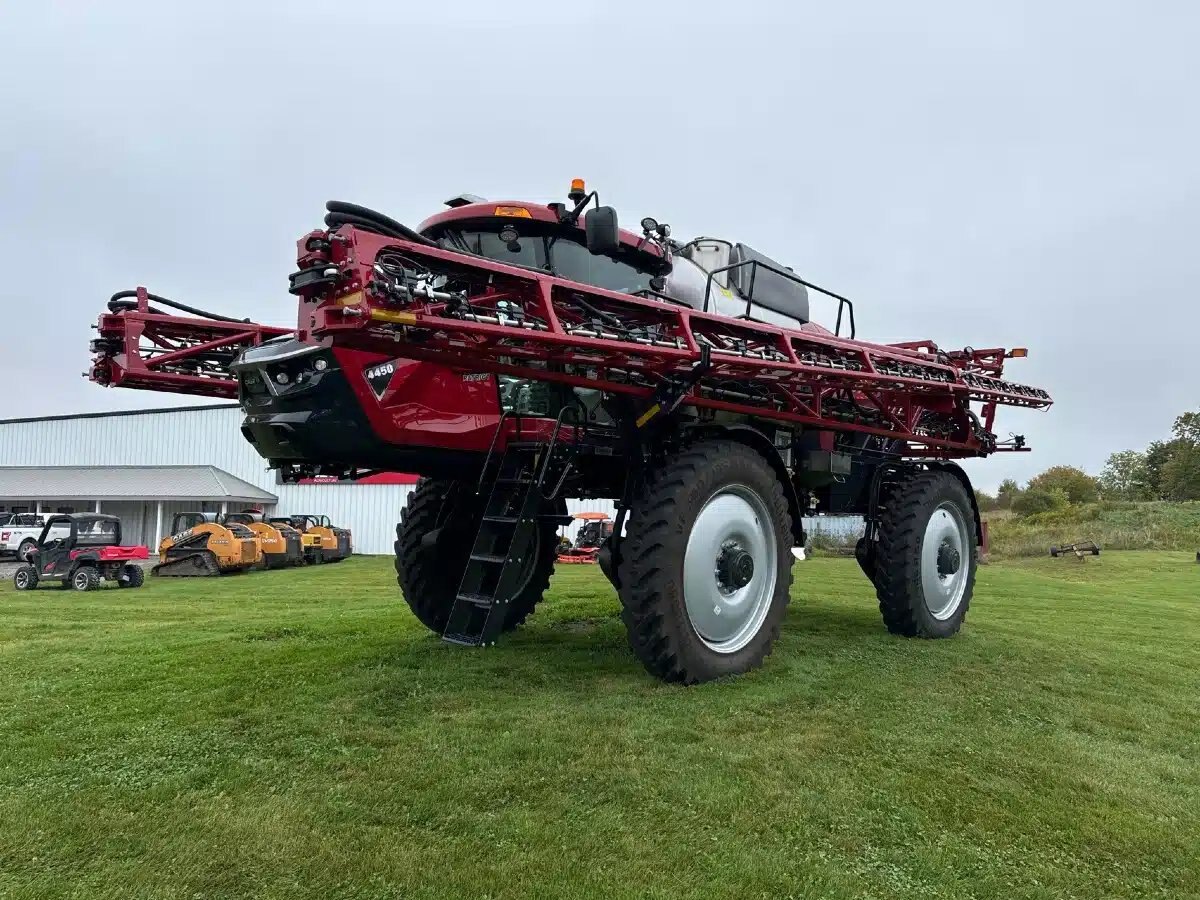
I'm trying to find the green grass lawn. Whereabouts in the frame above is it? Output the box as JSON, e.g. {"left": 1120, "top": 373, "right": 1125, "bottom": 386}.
{"left": 1, "top": 554, "right": 1197, "bottom": 899}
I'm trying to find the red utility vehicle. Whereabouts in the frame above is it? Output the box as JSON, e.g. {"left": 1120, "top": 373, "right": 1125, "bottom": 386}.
{"left": 13, "top": 514, "right": 148, "bottom": 591}
{"left": 87, "top": 181, "right": 1051, "bottom": 682}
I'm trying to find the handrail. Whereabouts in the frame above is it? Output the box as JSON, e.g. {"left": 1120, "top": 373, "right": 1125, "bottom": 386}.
{"left": 537, "top": 402, "right": 587, "bottom": 499}
{"left": 476, "top": 408, "right": 521, "bottom": 495}
{"left": 702, "top": 259, "right": 857, "bottom": 339}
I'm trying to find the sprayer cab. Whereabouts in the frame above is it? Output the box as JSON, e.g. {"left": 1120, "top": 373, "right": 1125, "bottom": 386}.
{"left": 413, "top": 181, "right": 671, "bottom": 295}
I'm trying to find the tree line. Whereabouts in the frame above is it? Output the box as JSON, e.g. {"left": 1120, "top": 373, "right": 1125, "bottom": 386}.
{"left": 976, "top": 409, "right": 1200, "bottom": 516}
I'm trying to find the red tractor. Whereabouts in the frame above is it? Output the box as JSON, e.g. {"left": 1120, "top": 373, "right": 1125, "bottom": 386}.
{"left": 88, "top": 181, "right": 1051, "bottom": 683}
{"left": 557, "top": 513, "right": 614, "bottom": 564}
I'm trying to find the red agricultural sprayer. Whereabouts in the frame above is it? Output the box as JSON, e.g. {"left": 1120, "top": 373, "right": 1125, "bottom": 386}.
{"left": 88, "top": 181, "right": 1051, "bottom": 683}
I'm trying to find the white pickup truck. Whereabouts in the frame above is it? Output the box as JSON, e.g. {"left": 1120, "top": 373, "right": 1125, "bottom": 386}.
{"left": 0, "top": 514, "right": 67, "bottom": 562}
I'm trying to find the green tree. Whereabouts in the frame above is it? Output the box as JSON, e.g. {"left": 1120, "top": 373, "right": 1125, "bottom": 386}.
{"left": 996, "top": 478, "right": 1020, "bottom": 509}
{"left": 1012, "top": 486, "right": 1070, "bottom": 517}
{"left": 1099, "top": 450, "right": 1150, "bottom": 500}
{"left": 974, "top": 489, "right": 999, "bottom": 512}
{"left": 1143, "top": 439, "right": 1180, "bottom": 499}
{"left": 1162, "top": 442, "right": 1200, "bottom": 501}
{"left": 1026, "top": 465, "right": 1100, "bottom": 505}
{"left": 1173, "top": 410, "right": 1200, "bottom": 444}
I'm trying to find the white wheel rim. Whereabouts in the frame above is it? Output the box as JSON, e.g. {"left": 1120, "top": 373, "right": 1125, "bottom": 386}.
{"left": 921, "top": 501, "right": 971, "bottom": 620}
{"left": 682, "top": 484, "right": 778, "bottom": 654}
{"left": 73, "top": 571, "right": 89, "bottom": 590}
{"left": 15, "top": 571, "right": 29, "bottom": 589}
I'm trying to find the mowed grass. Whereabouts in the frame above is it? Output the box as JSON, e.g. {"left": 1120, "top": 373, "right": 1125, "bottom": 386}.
{"left": 0, "top": 554, "right": 1197, "bottom": 900}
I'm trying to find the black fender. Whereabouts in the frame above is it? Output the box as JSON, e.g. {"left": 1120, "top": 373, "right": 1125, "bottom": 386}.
{"left": 927, "top": 461, "right": 984, "bottom": 547}
{"left": 686, "top": 423, "right": 806, "bottom": 547}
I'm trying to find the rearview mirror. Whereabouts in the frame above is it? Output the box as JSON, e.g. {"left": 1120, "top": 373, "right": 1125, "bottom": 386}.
{"left": 585, "top": 206, "right": 619, "bottom": 256}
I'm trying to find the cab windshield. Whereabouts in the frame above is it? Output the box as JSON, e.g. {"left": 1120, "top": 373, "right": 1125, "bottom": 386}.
{"left": 441, "top": 225, "right": 656, "bottom": 294}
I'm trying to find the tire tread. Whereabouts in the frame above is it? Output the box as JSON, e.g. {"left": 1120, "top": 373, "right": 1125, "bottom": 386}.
{"left": 617, "top": 440, "right": 794, "bottom": 684}
{"left": 873, "top": 470, "right": 975, "bottom": 637}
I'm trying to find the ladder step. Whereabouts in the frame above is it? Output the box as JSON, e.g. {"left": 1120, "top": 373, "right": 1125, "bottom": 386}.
{"left": 482, "top": 515, "right": 519, "bottom": 524}
{"left": 456, "top": 591, "right": 494, "bottom": 608}
{"left": 469, "top": 553, "right": 508, "bottom": 565}
{"left": 443, "top": 632, "right": 485, "bottom": 647}
{"left": 496, "top": 476, "right": 531, "bottom": 485}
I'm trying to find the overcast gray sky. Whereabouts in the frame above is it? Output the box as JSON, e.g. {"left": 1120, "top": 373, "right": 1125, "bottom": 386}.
{"left": 2, "top": 1, "right": 1197, "bottom": 491}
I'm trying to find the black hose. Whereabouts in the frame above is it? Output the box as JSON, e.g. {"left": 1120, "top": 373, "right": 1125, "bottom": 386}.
{"left": 324, "top": 200, "right": 438, "bottom": 247}
{"left": 322, "top": 211, "right": 405, "bottom": 238}
{"left": 107, "top": 290, "right": 252, "bottom": 323}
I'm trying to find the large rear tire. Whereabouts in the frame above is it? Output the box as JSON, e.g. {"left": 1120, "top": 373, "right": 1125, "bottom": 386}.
{"left": 395, "top": 478, "right": 559, "bottom": 635}
{"left": 118, "top": 565, "right": 145, "bottom": 589}
{"left": 874, "top": 470, "right": 976, "bottom": 638}
{"left": 617, "top": 440, "right": 794, "bottom": 684}
{"left": 71, "top": 567, "right": 100, "bottom": 592}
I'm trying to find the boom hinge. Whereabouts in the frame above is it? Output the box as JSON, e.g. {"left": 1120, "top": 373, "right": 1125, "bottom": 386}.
{"left": 635, "top": 344, "right": 712, "bottom": 429}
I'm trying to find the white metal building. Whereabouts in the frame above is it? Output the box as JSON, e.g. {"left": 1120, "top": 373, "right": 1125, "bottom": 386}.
{"left": 0, "top": 404, "right": 863, "bottom": 554}
{"left": 0, "top": 464, "right": 277, "bottom": 549}
{"left": 0, "top": 404, "right": 617, "bottom": 554}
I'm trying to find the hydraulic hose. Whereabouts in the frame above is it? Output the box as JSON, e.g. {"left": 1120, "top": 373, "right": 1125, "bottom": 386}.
{"left": 107, "top": 290, "right": 253, "bottom": 323}
{"left": 324, "top": 200, "right": 438, "bottom": 247}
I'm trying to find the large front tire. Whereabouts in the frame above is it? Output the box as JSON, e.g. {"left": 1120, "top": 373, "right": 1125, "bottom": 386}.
{"left": 395, "top": 478, "right": 559, "bottom": 635}
{"left": 874, "top": 470, "right": 976, "bottom": 638}
{"left": 617, "top": 440, "right": 794, "bottom": 684}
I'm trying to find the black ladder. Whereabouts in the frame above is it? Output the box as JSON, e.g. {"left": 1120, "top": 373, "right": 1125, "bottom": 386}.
{"left": 443, "top": 444, "right": 550, "bottom": 647}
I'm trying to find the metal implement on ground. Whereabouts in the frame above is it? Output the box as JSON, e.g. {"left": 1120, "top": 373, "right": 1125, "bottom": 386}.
{"left": 85, "top": 180, "right": 1053, "bottom": 683}
{"left": 1049, "top": 541, "right": 1101, "bottom": 558}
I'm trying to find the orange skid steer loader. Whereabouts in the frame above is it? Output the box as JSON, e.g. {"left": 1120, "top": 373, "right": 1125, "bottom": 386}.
{"left": 153, "top": 513, "right": 262, "bottom": 576}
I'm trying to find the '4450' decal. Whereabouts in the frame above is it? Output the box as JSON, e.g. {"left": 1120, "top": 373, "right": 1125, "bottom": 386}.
{"left": 364, "top": 361, "right": 397, "bottom": 399}
{"left": 363, "top": 361, "right": 492, "bottom": 400}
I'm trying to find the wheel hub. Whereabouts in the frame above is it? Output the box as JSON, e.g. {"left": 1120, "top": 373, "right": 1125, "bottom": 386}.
{"left": 682, "top": 484, "right": 778, "bottom": 654}
{"left": 921, "top": 503, "right": 971, "bottom": 620}
{"left": 936, "top": 541, "right": 961, "bottom": 576}
{"left": 716, "top": 544, "right": 755, "bottom": 590}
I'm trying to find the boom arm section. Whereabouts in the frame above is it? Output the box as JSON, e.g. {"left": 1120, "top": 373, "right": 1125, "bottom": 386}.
{"left": 292, "top": 227, "right": 1051, "bottom": 458}
{"left": 88, "top": 287, "right": 291, "bottom": 398}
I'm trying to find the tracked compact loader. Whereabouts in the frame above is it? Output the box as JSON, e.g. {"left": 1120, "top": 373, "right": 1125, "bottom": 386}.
{"left": 269, "top": 517, "right": 322, "bottom": 564}
{"left": 224, "top": 510, "right": 304, "bottom": 568}
{"left": 282, "top": 515, "right": 352, "bottom": 563}
{"left": 153, "top": 513, "right": 262, "bottom": 576}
